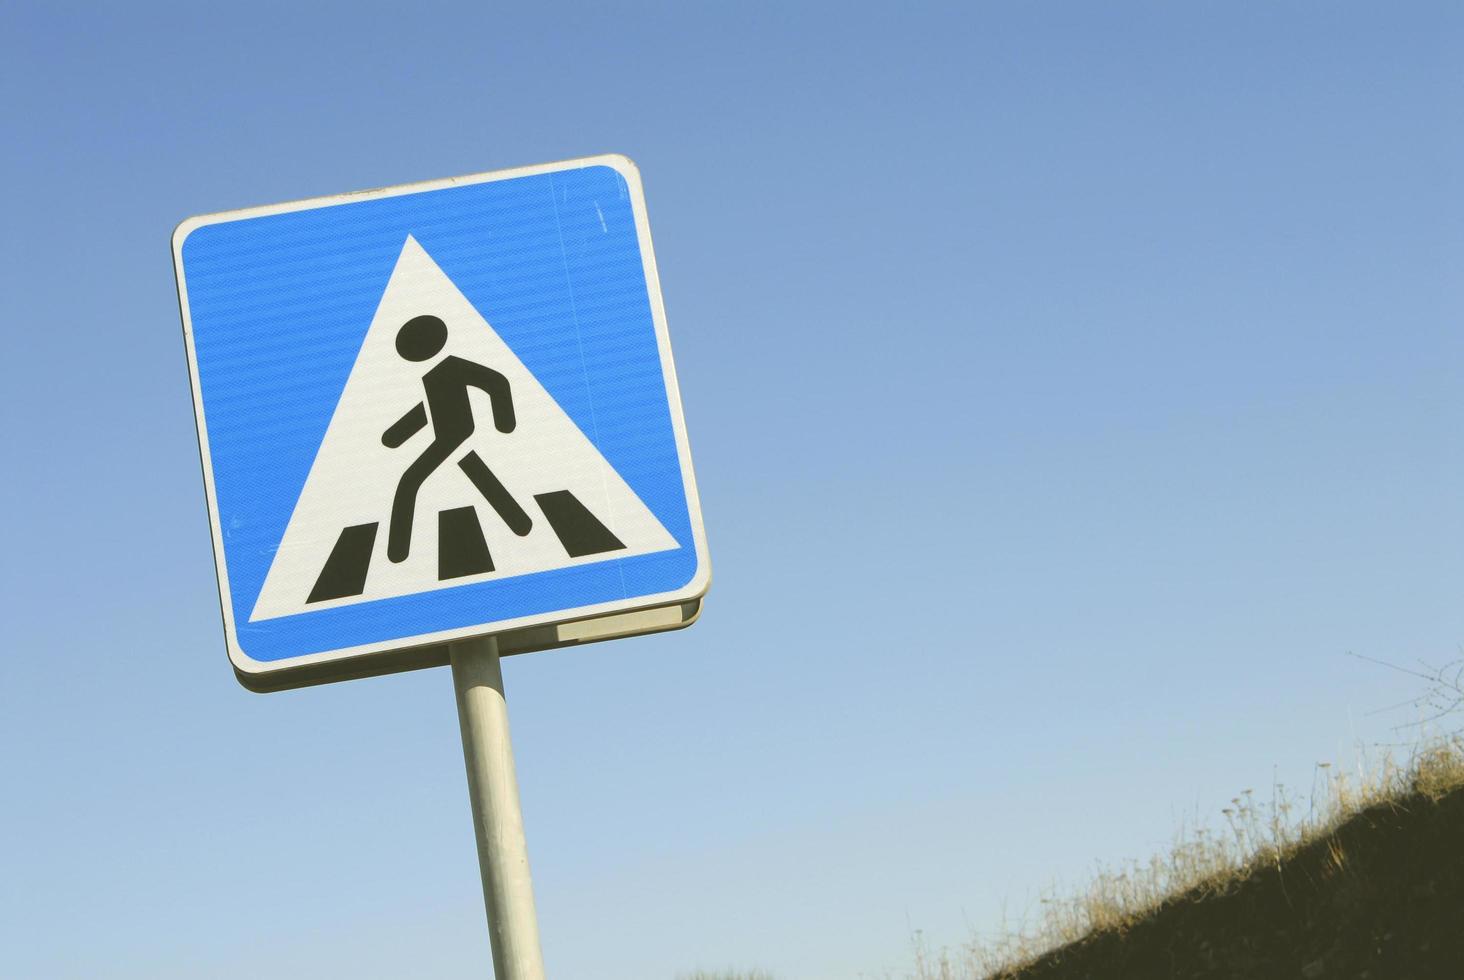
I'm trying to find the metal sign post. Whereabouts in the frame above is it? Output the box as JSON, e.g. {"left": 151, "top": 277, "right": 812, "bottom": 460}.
{"left": 450, "top": 635, "right": 546, "bottom": 980}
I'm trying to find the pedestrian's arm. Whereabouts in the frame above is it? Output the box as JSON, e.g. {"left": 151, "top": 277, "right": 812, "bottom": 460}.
{"left": 465, "top": 364, "right": 516, "bottom": 434}
{"left": 382, "top": 402, "right": 428, "bottom": 447}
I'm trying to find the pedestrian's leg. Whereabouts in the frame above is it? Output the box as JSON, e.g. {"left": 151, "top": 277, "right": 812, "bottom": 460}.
{"left": 389, "top": 440, "right": 456, "bottom": 562}
{"left": 459, "top": 452, "right": 533, "bottom": 537}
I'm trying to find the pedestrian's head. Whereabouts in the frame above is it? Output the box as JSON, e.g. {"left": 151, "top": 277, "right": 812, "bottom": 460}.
{"left": 396, "top": 315, "right": 447, "bottom": 361}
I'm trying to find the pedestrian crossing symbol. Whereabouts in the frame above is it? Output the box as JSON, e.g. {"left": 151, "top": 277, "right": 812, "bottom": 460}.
{"left": 174, "top": 156, "right": 709, "bottom": 690}
{"left": 253, "top": 234, "right": 679, "bottom": 621}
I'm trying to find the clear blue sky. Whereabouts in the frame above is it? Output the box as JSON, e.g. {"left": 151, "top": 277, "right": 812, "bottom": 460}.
{"left": 2, "top": 3, "right": 1460, "bottom": 977}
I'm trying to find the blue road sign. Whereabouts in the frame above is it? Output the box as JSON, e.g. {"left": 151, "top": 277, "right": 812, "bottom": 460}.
{"left": 174, "top": 156, "right": 710, "bottom": 691}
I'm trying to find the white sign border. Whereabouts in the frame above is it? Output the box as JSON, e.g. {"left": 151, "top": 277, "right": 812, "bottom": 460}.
{"left": 173, "top": 154, "right": 711, "bottom": 685}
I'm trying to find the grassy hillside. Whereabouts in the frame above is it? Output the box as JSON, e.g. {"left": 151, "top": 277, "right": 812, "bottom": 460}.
{"left": 914, "top": 741, "right": 1464, "bottom": 979}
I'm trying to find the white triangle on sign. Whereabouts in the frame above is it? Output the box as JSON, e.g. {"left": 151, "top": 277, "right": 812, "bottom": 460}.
{"left": 249, "top": 236, "right": 678, "bottom": 623}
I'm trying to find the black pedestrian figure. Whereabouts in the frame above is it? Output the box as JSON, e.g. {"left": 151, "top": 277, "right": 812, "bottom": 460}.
{"left": 382, "top": 314, "right": 533, "bottom": 563}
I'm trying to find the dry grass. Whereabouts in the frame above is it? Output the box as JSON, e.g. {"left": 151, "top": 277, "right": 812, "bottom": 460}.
{"left": 904, "top": 737, "right": 1464, "bottom": 980}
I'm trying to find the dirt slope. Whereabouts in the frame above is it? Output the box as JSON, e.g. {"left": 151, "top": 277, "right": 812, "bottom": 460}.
{"left": 994, "top": 786, "right": 1464, "bottom": 979}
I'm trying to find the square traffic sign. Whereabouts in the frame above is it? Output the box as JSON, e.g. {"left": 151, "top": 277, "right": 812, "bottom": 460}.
{"left": 174, "top": 156, "right": 709, "bottom": 691}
